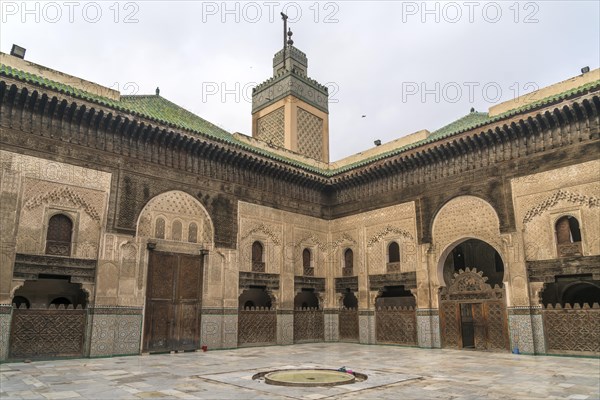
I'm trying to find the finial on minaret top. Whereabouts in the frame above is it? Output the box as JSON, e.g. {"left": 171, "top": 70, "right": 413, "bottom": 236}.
{"left": 287, "top": 28, "right": 294, "bottom": 46}
{"left": 280, "top": 12, "right": 288, "bottom": 47}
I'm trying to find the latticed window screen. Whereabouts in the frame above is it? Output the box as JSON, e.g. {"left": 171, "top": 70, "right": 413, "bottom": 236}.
{"left": 172, "top": 220, "right": 182, "bottom": 241}
{"left": 343, "top": 249, "right": 353, "bottom": 277}
{"left": 188, "top": 222, "right": 198, "bottom": 243}
{"left": 252, "top": 241, "right": 265, "bottom": 272}
{"left": 303, "top": 249, "right": 311, "bottom": 268}
{"left": 155, "top": 218, "right": 165, "bottom": 239}
{"left": 46, "top": 214, "right": 73, "bottom": 256}
{"left": 303, "top": 248, "right": 313, "bottom": 276}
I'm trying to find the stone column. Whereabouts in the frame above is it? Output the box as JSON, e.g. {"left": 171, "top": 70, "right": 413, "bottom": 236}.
{"left": 324, "top": 309, "right": 339, "bottom": 342}
{"left": 276, "top": 310, "right": 294, "bottom": 344}
{"left": 505, "top": 233, "right": 545, "bottom": 354}
{"left": 416, "top": 243, "right": 441, "bottom": 348}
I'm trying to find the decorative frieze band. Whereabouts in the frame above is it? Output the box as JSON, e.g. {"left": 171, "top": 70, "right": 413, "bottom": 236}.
{"left": 89, "top": 306, "right": 143, "bottom": 315}
{"left": 335, "top": 276, "right": 358, "bottom": 293}
{"left": 369, "top": 271, "right": 417, "bottom": 291}
{"left": 239, "top": 271, "right": 280, "bottom": 291}
{"left": 14, "top": 253, "right": 97, "bottom": 283}
{"left": 294, "top": 276, "right": 326, "bottom": 292}
{"left": 416, "top": 308, "right": 439, "bottom": 317}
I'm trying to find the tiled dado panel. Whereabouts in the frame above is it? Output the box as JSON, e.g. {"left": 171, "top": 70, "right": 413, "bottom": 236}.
{"left": 89, "top": 307, "right": 143, "bottom": 357}
{"left": 201, "top": 309, "right": 238, "bottom": 350}
{"left": 0, "top": 305, "right": 12, "bottom": 361}
{"left": 507, "top": 307, "right": 545, "bottom": 354}
{"left": 324, "top": 310, "right": 339, "bottom": 342}
{"left": 416, "top": 309, "right": 441, "bottom": 349}
{"left": 276, "top": 311, "right": 293, "bottom": 345}
{"left": 358, "top": 311, "right": 375, "bottom": 344}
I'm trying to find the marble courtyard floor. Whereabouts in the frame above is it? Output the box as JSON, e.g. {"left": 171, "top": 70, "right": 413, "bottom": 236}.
{"left": 1, "top": 343, "right": 598, "bottom": 399}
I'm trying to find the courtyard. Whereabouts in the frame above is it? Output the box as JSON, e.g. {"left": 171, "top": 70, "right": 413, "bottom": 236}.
{"left": 0, "top": 343, "right": 598, "bottom": 399}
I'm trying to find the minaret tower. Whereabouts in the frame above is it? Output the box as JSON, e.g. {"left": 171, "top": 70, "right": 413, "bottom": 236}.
{"left": 251, "top": 14, "right": 330, "bottom": 162}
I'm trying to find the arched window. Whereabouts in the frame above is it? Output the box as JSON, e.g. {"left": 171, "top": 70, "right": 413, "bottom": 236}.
{"left": 252, "top": 241, "right": 265, "bottom": 272}
{"left": 303, "top": 248, "right": 313, "bottom": 276}
{"left": 343, "top": 249, "right": 353, "bottom": 277}
{"left": 172, "top": 220, "right": 182, "bottom": 241}
{"left": 46, "top": 214, "right": 73, "bottom": 256}
{"left": 555, "top": 216, "right": 582, "bottom": 257}
{"left": 387, "top": 242, "right": 400, "bottom": 272}
{"left": 155, "top": 217, "right": 165, "bottom": 239}
{"left": 188, "top": 222, "right": 198, "bottom": 243}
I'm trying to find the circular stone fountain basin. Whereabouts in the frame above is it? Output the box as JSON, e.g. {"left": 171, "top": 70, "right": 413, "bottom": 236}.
{"left": 262, "top": 369, "right": 358, "bottom": 387}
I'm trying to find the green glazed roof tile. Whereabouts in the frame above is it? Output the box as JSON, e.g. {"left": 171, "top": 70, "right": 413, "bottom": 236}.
{"left": 429, "top": 111, "right": 491, "bottom": 140}
{"left": 120, "top": 95, "right": 232, "bottom": 142}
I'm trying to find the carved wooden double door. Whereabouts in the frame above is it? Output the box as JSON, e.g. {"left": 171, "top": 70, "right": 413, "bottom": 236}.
{"left": 143, "top": 252, "right": 203, "bottom": 353}
{"left": 439, "top": 268, "right": 509, "bottom": 351}
{"left": 441, "top": 301, "right": 507, "bottom": 350}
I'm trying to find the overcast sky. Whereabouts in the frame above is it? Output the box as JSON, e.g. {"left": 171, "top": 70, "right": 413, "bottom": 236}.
{"left": 2, "top": 1, "right": 598, "bottom": 161}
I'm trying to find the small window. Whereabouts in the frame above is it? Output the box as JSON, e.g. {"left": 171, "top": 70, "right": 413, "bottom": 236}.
{"left": 46, "top": 214, "right": 73, "bottom": 256}
{"left": 155, "top": 218, "right": 165, "bottom": 239}
{"left": 252, "top": 241, "right": 265, "bottom": 272}
{"left": 172, "top": 220, "right": 182, "bottom": 241}
{"left": 343, "top": 249, "right": 353, "bottom": 277}
{"left": 555, "top": 216, "right": 583, "bottom": 257}
{"left": 555, "top": 216, "right": 581, "bottom": 244}
{"left": 388, "top": 242, "right": 400, "bottom": 263}
{"left": 188, "top": 222, "right": 198, "bottom": 243}
{"left": 303, "top": 248, "right": 313, "bottom": 276}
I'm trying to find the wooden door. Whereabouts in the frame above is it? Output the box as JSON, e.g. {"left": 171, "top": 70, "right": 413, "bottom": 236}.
{"left": 144, "top": 252, "right": 203, "bottom": 352}
{"left": 459, "top": 303, "right": 475, "bottom": 348}
{"left": 472, "top": 303, "right": 486, "bottom": 350}
{"left": 174, "top": 255, "right": 202, "bottom": 350}
{"left": 484, "top": 301, "right": 509, "bottom": 350}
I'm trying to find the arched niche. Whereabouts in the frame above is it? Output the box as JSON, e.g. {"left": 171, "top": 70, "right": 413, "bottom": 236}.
{"left": 239, "top": 287, "right": 273, "bottom": 310}
{"left": 136, "top": 190, "right": 214, "bottom": 246}
{"left": 13, "top": 279, "right": 88, "bottom": 308}
{"left": 440, "top": 239, "right": 505, "bottom": 288}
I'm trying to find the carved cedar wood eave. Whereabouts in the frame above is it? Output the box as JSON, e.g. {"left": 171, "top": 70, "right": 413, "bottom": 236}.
{"left": 334, "top": 276, "right": 359, "bottom": 293}
{"left": 369, "top": 272, "right": 417, "bottom": 292}
{"left": 13, "top": 253, "right": 97, "bottom": 284}
{"left": 526, "top": 255, "right": 600, "bottom": 283}
{"left": 238, "top": 271, "right": 280, "bottom": 291}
